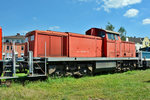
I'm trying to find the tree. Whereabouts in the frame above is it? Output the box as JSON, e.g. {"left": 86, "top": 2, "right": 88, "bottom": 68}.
{"left": 118, "top": 27, "right": 126, "bottom": 41}
{"left": 105, "top": 22, "right": 115, "bottom": 31}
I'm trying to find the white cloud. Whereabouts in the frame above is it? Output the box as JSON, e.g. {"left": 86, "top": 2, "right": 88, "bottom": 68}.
{"left": 96, "top": 0, "right": 102, "bottom": 4}
{"left": 124, "top": 9, "right": 139, "bottom": 18}
{"left": 142, "top": 18, "right": 150, "bottom": 25}
{"left": 49, "top": 26, "right": 60, "bottom": 30}
{"left": 102, "top": 0, "right": 141, "bottom": 12}
{"left": 93, "top": 0, "right": 142, "bottom": 12}
{"left": 77, "top": 0, "right": 142, "bottom": 12}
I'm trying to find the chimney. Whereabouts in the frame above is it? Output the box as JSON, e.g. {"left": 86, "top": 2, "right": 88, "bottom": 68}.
{"left": 126, "top": 37, "right": 129, "bottom": 41}
{"left": 16, "top": 33, "right": 20, "bottom": 36}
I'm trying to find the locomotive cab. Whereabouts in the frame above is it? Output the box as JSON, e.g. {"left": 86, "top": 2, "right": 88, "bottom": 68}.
{"left": 104, "top": 30, "right": 121, "bottom": 57}
{"left": 86, "top": 28, "right": 121, "bottom": 57}
{"left": 86, "top": 28, "right": 135, "bottom": 58}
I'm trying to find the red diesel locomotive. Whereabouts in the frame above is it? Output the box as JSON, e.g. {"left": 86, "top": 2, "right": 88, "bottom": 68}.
{"left": 25, "top": 28, "right": 135, "bottom": 58}
{"left": 0, "top": 26, "right": 149, "bottom": 78}
{"left": 24, "top": 28, "right": 137, "bottom": 76}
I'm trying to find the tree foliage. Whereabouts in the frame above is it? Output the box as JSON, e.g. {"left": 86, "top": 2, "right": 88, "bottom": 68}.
{"left": 118, "top": 27, "right": 126, "bottom": 41}
{"left": 105, "top": 22, "right": 115, "bottom": 31}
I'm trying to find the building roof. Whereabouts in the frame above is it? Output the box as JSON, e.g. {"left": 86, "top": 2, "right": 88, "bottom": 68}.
{"left": 128, "top": 37, "right": 143, "bottom": 44}
{"left": 3, "top": 33, "right": 25, "bottom": 39}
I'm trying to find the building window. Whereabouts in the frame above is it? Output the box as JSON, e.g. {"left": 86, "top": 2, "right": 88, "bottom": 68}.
{"left": 16, "top": 40, "right": 20, "bottom": 43}
{"left": 11, "top": 46, "right": 12, "bottom": 50}
{"left": 12, "top": 40, "right": 16, "bottom": 43}
{"left": 6, "top": 40, "right": 9, "bottom": 42}
{"left": 21, "top": 46, "right": 24, "bottom": 51}
{"left": 7, "top": 46, "right": 9, "bottom": 50}
{"left": 21, "top": 40, "right": 24, "bottom": 43}
{"left": 145, "top": 42, "right": 148, "bottom": 46}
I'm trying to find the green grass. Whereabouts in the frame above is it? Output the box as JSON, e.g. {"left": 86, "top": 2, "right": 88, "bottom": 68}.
{"left": 15, "top": 73, "right": 28, "bottom": 77}
{"left": 1, "top": 69, "right": 150, "bottom": 100}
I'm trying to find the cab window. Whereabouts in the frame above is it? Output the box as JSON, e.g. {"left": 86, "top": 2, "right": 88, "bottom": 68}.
{"left": 25, "top": 37, "right": 28, "bottom": 42}
{"left": 98, "top": 31, "right": 105, "bottom": 38}
{"left": 108, "top": 33, "right": 111, "bottom": 40}
{"left": 31, "top": 35, "right": 35, "bottom": 41}
{"left": 115, "top": 35, "right": 118, "bottom": 40}
{"left": 107, "top": 33, "right": 115, "bottom": 40}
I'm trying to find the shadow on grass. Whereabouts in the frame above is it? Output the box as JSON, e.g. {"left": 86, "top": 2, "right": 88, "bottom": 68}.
{"left": 15, "top": 76, "right": 48, "bottom": 86}
{"left": 143, "top": 80, "right": 150, "bottom": 83}
{"left": 0, "top": 76, "right": 48, "bottom": 87}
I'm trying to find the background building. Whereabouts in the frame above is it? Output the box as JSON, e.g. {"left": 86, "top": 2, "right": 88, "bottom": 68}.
{"left": 127, "top": 37, "right": 150, "bottom": 52}
{"left": 2, "top": 33, "right": 25, "bottom": 59}
{"left": 141, "top": 37, "right": 150, "bottom": 48}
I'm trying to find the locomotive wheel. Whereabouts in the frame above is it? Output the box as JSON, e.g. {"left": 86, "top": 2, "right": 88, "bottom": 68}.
{"left": 87, "top": 65, "right": 93, "bottom": 76}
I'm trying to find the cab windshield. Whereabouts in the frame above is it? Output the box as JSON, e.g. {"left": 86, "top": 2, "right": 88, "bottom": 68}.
{"left": 107, "top": 33, "right": 115, "bottom": 40}
{"left": 97, "top": 31, "right": 105, "bottom": 38}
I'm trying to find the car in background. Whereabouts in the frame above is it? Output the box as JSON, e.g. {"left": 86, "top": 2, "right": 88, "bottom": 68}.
{"left": 4, "top": 57, "right": 12, "bottom": 61}
{"left": 16, "top": 57, "right": 24, "bottom": 61}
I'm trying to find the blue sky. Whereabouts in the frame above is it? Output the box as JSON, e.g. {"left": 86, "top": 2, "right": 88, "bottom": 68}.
{"left": 0, "top": 0, "right": 150, "bottom": 38}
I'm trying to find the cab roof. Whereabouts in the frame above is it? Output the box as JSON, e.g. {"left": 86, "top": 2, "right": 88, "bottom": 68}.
{"left": 88, "top": 28, "right": 120, "bottom": 35}
{"left": 104, "top": 29, "right": 120, "bottom": 35}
